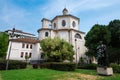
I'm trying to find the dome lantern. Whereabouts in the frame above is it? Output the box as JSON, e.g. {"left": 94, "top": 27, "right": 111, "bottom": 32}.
{"left": 62, "top": 8, "right": 68, "bottom": 15}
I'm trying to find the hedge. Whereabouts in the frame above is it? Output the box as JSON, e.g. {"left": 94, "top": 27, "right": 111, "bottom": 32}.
{"left": 77, "top": 63, "right": 97, "bottom": 70}
{"left": 40, "top": 62, "right": 77, "bottom": 71}
{"left": 110, "top": 63, "right": 120, "bottom": 73}
{"left": 0, "top": 59, "right": 6, "bottom": 70}
{"left": 0, "top": 60, "right": 27, "bottom": 70}
{"left": 40, "top": 62, "right": 51, "bottom": 69}
{"left": 77, "top": 63, "right": 120, "bottom": 73}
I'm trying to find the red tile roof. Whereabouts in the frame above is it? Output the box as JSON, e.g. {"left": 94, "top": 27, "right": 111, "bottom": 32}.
{"left": 9, "top": 38, "right": 40, "bottom": 44}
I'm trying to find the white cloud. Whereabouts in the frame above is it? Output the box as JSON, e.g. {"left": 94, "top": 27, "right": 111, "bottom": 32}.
{"left": 41, "top": 0, "right": 120, "bottom": 17}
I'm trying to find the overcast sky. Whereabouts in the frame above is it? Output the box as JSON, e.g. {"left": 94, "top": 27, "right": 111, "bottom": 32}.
{"left": 0, "top": 0, "right": 120, "bottom": 36}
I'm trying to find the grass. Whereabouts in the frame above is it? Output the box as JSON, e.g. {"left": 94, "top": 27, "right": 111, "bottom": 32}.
{"left": 0, "top": 69, "right": 64, "bottom": 80}
{"left": 0, "top": 68, "right": 120, "bottom": 80}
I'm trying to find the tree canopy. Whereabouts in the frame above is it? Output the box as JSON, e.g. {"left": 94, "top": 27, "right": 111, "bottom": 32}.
{"left": 107, "top": 19, "right": 120, "bottom": 64}
{"left": 85, "top": 24, "right": 111, "bottom": 57}
{"left": 0, "top": 32, "right": 9, "bottom": 57}
{"left": 85, "top": 19, "right": 120, "bottom": 64}
{"left": 107, "top": 19, "right": 120, "bottom": 48}
{"left": 40, "top": 37, "right": 74, "bottom": 62}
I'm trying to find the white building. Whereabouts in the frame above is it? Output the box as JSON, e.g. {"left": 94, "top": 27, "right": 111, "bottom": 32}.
{"left": 6, "top": 38, "right": 40, "bottom": 61}
{"left": 37, "top": 8, "right": 87, "bottom": 63}
{"left": 6, "top": 8, "right": 87, "bottom": 63}
{"left": 6, "top": 28, "right": 41, "bottom": 62}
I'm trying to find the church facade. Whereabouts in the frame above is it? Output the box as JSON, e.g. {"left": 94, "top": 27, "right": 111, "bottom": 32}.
{"left": 37, "top": 8, "right": 87, "bottom": 63}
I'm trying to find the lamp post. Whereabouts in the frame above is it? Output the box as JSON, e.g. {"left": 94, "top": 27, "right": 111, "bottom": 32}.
{"left": 75, "top": 39, "right": 77, "bottom": 63}
{"left": 6, "top": 28, "right": 15, "bottom": 70}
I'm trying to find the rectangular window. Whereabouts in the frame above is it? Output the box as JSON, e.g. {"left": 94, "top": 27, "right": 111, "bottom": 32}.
{"left": 30, "top": 44, "right": 32, "bottom": 49}
{"left": 29, "top": 53, "right": 32, "bottom": 58}
{"left": 26, "top": 44, "right": 29, "bottom": 48}
{"left": 22, "top": 43, "right": 25, "bottom": 48}
{"left": 21, "top": 52, "right": 24, "bottom": 58}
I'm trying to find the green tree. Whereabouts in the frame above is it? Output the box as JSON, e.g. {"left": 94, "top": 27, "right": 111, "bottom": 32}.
{"left": 107, "top": 19, "right": 120, "bottom": 64}
{"left": 25, "top": 54, "right": 30, "bottom": 63}
{"left": 40, "top": 37, "right": 74, "bottom": 62}
{"left": 107, "top": 47, "right": 120, "bottom": 64}
{"left": 85, "top": 24, "right": 111, "bottom": 57}
{"left": 107, "top": 19, "right": 120, "bottom": 48}
{"left": 0, "top": 32, "right": 9, "bottom": 58}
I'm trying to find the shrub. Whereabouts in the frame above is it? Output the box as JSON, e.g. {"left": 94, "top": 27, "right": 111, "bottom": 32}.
{"left": 110, "top": 63, "right": 120, "bottom": 73}
{"left": 40, "top": 62, "right": 51, "bottom": 69}
{"left": 32, "top": 64, "right": 38, "bottom": 69}
{"left": 0, "top": 59, "right": 6, "bottom": 70}
{"left": 32, "top": 63, "right": 38, "bottom": 69}
{"left": 50, "top": 62, "right": 77, "bottom": 71}
{"left": 9, "top": 60, "right": 27, "bottom": 69}
{"left": 78, "top": 63, "right": 97, "bottom": 70}
{"left": 40, "top": 62, "right": 77, "bottom": 71}
{"left": 0, "top": 60, "right": 27, "bottom": 70}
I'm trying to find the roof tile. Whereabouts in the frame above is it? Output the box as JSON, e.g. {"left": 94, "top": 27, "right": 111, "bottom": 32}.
{"left": 9, "top": 38, "right": 40, "bottom": 44}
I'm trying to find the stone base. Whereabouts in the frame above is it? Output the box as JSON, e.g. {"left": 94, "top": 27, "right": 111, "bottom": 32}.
{"left": 97, "top": 67, "right": 113, "bottom": 76}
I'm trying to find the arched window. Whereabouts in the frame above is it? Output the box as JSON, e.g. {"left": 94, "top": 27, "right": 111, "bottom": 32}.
{"left": 62, "top": 20, "right": 66, "bottom": 27}
{"left": 45, "top": 32, "right": 49, "bottom": 37}
{"left": 75, "top": 33, "right": 82, "bottom": 39}
{"left": 54, "top": 23, "right": 56, "bottom": 29}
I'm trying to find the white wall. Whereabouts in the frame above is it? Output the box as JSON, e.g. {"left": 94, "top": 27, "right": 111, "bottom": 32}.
{"left": 52, "top": 16, "right": 79, "bottom": 30}
{"left": 42, "top": 19, "right": 51, "bottom": 28}
{"left": 69, "top": 17, "right": 79, "bottom": 30}
{"left": 6, "top": 41, "right": 40, "bottom": 61}
{"left": 58, "top": 31, "right": 69, "bottom": 42}
{"left": 58, "top": 17, "right": 69, "bottom": 29}
{"left": 70, "top": 30, "right": 86, "bottom": 63}
{"left": 52, "top": 17, "right": 70, "bottom": 30}
{"left": 38, "top": 30, "right": 51, "bottom": 40}
{"left": 52, "top": 19, "right": 58, "bottom": 29}
{"left": 31, "top": 43, "right": 41, "bottom": 60}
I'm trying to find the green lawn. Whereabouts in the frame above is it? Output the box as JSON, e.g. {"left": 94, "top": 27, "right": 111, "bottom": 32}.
{"left": 0, "top": 68, "right": 120, "bottom": 80}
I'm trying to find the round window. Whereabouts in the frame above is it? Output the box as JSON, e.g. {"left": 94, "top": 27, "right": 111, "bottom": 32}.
{"left": 62, "top": 20, "right": 66, "bottom": 27}
{"left": 72, "top": 21, "right": 76, "bottom": 27}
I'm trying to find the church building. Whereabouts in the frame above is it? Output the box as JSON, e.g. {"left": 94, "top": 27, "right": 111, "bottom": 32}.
{"left": 6, "top": 8, "right": 87, "bottom": 63}
{"left": 37, "top": 8, "right": 87, "bottom": 63}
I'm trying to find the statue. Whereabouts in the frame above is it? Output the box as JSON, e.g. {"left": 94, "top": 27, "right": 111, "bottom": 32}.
{"left": 97, "top": 41, "right": 113, "bottom": 76}
{"left": 97, "top": 41, "right": 108, "bottom": 67}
